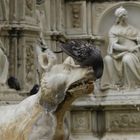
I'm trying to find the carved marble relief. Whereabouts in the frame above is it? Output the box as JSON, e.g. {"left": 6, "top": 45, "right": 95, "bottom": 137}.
{"left": 66, "top": 1, "right": 87, "bottom": 35}
{"left": 71, "top": 111, "right": 92, "bottom": 133}
{"left": 25, "top": 0, "right": 36, "bottom": 21}
{"left": 25, "top": 0, "right": 34, "bottom": 17}
{"left": 92, "top": 3, "right": 109, "bottom": 34}
{"left": 71, "top": 4, "right": 81, "bottom": 28}
{"left": 36, "top": 5, "right": 47, "bottom": 37}
{"left": 25, "top": 44, "right": 36, "bottom": 89}
{"left": 106, "top": 111, "right": 140, "bottom": 132}
{"left": 94, "top": 4, "right": 107, "bottom": 18}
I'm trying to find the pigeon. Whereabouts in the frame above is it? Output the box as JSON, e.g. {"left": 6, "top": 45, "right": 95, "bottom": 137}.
{"left": 59, "top": 40, "right": 104, "bottom": 79}
{"left": 7, "top": 76, "right": 21, "bottom": 90}
{"left": 29, "top": 84, "right": 40, "bottom": 96}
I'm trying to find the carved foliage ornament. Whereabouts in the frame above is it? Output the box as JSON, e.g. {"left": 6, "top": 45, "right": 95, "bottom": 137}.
{"left": 71, "top": 4, "right": 81, "bottom": 28}
{"left": 26, "top": 45, "right": 35, "bottom": 88}
{"left": 71, "top": 111, "right": 91, "bottom": 133}
{"left": 108, "top": 112, "right": 140, "bottom": 131}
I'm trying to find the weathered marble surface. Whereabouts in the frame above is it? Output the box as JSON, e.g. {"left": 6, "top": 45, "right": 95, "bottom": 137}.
{"left": 69, "top": 88, "right": 140, "bottom": 140}
{"left": 0, "top": 46, "right": 94, "bottom": 140}
{"left": 100, "top": 6, "right": 140, "bottom": 90}
{"left": 0, "top": 1, "right": 140, "bottom": 140}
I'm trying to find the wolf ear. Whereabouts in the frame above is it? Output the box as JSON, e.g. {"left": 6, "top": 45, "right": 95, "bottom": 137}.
{"left": 38, "top": 48, "right": 57, "bottom": 71}
{"left": 63, "top": 56, "right": 75, "bottom": 65}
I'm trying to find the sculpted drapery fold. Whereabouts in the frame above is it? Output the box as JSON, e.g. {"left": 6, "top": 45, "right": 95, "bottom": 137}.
{"left": 101, "top": 6, "right": 140, "bottom": 90}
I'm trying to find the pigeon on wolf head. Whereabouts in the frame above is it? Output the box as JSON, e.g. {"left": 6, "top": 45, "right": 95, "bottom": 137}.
{"left": 59, "top": 40, "right": 104, "bottom": 79}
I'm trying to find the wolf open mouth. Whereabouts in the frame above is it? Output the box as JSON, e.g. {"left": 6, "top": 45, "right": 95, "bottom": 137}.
{"left": 67, "top": 78, "right": 94, "bottom": 93}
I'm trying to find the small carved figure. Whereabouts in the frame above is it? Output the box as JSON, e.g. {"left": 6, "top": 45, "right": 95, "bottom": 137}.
{"left": 101, "top": 6, "right": 140, "bottom": 90}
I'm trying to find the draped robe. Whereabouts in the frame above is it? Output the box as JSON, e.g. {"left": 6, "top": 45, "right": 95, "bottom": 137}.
{"left": 101, "top": 24, "right": 140, "bottom": 90}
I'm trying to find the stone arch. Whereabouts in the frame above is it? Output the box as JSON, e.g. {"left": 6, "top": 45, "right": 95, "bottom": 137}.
{"left": 96, "top": 2, "right": 140, "bottom": 56}
{"left": 97, "top": 2, "right": 140, "bottom": 36}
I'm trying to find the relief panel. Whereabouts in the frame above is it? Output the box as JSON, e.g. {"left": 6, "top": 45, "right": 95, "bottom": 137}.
{"left": 25, "top": 41, "right": 36, "bottom": 89}
{"left": 71, "top": 4, "right": 81, "bottom": 28}
{"left": 92, "top": 3, "right": 109, "bottom": 34}
{"left": 66, "top": 1, "right": 87, "bottom": 35}
{"left": 106, "top": 110, "right": 140, "bottom": 132}
{"left": 25, "top": 0, "right": 34, "bottom": 17}
{"left": 25, "top": 0, "right": 36, "bottom": 24}
{"left": 94, "top": 3, "right": 107, "bottom": 18}
{"left": 36, "top": 0, "right": 49, "bottom": 34}
{"left": 71, "top": 110, "right": 92, "bottom": 133}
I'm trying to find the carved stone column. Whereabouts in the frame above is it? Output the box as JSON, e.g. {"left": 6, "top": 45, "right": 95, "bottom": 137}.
{"left": 8, "top": 28, "right": 18, "bottom": 77}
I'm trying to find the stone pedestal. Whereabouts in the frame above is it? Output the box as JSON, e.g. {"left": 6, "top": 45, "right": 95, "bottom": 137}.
{"left": 70, "top": 89, "right": 140, "bottom": 140}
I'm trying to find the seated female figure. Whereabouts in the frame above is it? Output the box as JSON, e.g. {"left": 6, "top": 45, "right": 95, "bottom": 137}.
{"left": 101, "top": 6, "right": 140, "bottom": 90}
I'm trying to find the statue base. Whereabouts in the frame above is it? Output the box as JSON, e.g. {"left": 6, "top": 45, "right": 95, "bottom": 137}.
{"left": 70, "top": 88, "right": 140, "bottom": 140}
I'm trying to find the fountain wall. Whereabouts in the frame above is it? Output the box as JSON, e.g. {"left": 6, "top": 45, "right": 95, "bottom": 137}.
{"left": 0, "top": 0, "right": 140, "bottom": 139}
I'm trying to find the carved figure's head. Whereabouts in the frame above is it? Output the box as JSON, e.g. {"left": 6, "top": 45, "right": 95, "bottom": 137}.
{"left": 115, "top": 6, "right": 128, "bottom": 18}
{"left": 37, "top": 47, "right": 94, "bottom": 112}
{"left": 115, "top": 6, "right": 128, "bottom": 25}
